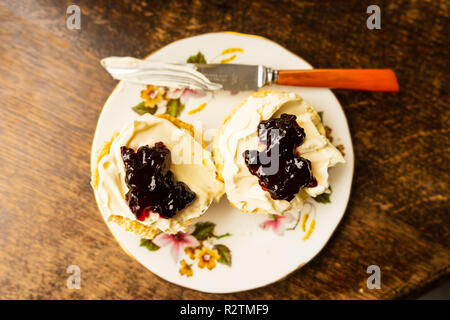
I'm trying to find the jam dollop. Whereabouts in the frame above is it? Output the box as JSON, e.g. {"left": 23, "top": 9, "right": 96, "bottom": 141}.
{"left": 243, "top": 113, "right": 317, "bottom": 201}
{"left": 121, "top": 142, "right": 196, "bottom": 220}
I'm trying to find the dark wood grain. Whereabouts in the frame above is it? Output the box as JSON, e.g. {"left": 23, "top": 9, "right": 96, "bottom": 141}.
{"left": 0, "top": 0, "right": 448, "bottom": 299}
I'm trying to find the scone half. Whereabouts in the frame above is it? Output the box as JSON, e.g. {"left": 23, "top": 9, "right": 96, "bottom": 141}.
{"left": 213, "top": 89, "right": 344, "bottom": 215}
{"left": 92, "top": 113, "right": 224, "bottom": 239}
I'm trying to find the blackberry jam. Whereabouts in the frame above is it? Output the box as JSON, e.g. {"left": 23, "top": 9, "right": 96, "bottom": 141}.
{"left": 121, "top": 142, "right": 196, "bottom": 220}
{"left": 243, "top": 113, "right": 317, "bottom": 201}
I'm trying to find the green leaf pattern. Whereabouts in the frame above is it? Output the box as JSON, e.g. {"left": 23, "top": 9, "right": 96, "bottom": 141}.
{"left": 132, "top": 101, "right": 157, "bottom": 115}
{"left": 140, "top": 238, "right": 160, "bottom": 251}
{"left": 214, "top": 244, "right": 232, "bottom": 266}
{"left": 186, "top": 51, "right": 207, "bottom": 64}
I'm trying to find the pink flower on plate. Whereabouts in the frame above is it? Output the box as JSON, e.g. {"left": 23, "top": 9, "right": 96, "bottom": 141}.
{"left": 166, "top": 88, "right": 206, "bottom": 105}
{"left": 165, "top": 88, "right": 184, "bottom": 100}
{"left": 153, "top": 228, "right": 199, "bottom": 262}
{"left": 260, "top": 213, "right": 295, "bottom": 235}
{"left": 180, "top": 89, "right": 206, "bottom": 105}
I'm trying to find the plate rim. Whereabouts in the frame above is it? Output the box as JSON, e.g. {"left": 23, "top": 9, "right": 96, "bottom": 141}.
{"left": 90, "top": 31, "right": 355, "bottom": 294}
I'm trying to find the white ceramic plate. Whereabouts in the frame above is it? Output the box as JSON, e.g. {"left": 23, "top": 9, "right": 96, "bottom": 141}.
{"left": 91, "top": 32, "right": 354, "bottom": 293}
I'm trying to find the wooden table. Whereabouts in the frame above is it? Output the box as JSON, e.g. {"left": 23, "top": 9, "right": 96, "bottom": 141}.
{"left": 0, "top": 0, "right": 448, "bottom": 299}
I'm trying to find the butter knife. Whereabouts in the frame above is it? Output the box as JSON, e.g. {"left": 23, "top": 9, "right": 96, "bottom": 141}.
{"left": 101, "top": 57, "right": 399, "bottom": 92}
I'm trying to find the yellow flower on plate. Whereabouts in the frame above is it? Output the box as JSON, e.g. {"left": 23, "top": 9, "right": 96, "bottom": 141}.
{"left": 195, "top": 247, "right": 220, "bottom": 270}
{"left": 141, "top": 85, "right": 164, "bottom": 107}
{"left": 184, "top": 246, "right": 196, "bottom": 260}
{"left": 179, "top": 259, "right": 193, "bottom": 277}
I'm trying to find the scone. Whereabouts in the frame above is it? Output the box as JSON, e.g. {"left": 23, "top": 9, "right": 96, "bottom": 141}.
{"left": 213, "top": 89, "right": 344, "bottom": 215}
{"left": 92, "top": 113, "right": 224, "bottom": 239}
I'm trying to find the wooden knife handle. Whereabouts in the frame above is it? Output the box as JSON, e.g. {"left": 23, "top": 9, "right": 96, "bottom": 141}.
{"left": 277, "top": 69, "right": 399, "bottom": 92}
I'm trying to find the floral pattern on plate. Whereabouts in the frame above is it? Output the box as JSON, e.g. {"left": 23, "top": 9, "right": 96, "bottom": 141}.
{"left": 130, "top": 49, "right": 245, "bottom": 118}
{"left": 139, "top": 222, "right": 232, "bottom": 277}
{"left": 260, "top": 201, "right": 317, "bottom": 240}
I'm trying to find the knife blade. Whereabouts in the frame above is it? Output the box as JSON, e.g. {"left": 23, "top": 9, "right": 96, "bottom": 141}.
{"left": 195, "top": 64, "right": 399, "bottom": 92}
{"left": 194, "top": 64, "right": 275, "bottom": 91}
{"left": 101, "top": 57, "right": 399, "bottom": 92}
